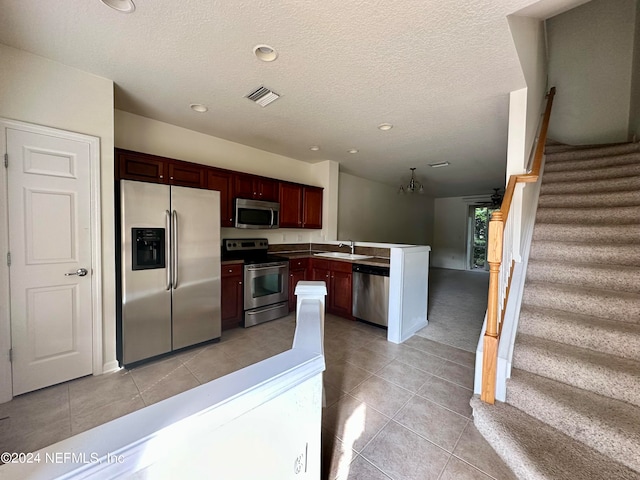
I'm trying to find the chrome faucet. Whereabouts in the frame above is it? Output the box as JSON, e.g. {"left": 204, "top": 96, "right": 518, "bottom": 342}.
{"left": 338, "top": 240, "right": 355, "bottom": 255}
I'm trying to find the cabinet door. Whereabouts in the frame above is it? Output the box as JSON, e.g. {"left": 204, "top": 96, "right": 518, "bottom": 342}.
{"left": 289, "top": 268, "right": 307, "bottom": 312}
{"left": 117, "top": 150, "right": 167, "bottom": 183}
{"left": 168, "top": 161, "right": 206, "bottom": 188}
{"left": 208, "top": 169, "right": 234, "bottom": 227}
{"left": 221, "top": 265, "right": 243, "bottom": 330}
{"left": 331, "top": 270, "right": 352, "bottom": 318}
{"left": 279, "top": 182, "right": 303, "bottom": 228}
{"left": 258, "top": 178, "right": 279, "bottom": 202}
{"left": 302, "top": 186, "right": 323, "bottom": 229}
{"left": 234, "top": 173, "right": 255, "bottom": 199}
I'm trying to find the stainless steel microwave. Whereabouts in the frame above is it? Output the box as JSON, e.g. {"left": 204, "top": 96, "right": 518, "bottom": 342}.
{"left": 235, "top": 198, "right": 280, "bottom": 229}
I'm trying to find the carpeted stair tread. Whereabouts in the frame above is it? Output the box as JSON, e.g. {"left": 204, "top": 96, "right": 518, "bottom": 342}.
{"left": 540, "top": 174, "right": 640, "bottom": 194}
{"left": 506, "top": 369, "right": 640, "bottom": 472}
{"left": 519, "top": 304, "right": 640, "bottom": 361}
{"left": 529, "top": 241, "right": 640, "bottom": 267}
{"left": 522, "top": 281, "right": 640, "bottom": 322}
{"left": 532, "top": 223, "right": 640, "bottom": 244}
{"left": 526, "top": 259, "right": 640, "bottom": 293}
{"left": 544, "top": 142, "right": 640, "bottom": 160}
{"left": 542, "top": 163, "right": 640, "bottom": 184}
{"left": 512, "top": 334, "right": 640, "bottom": 407}
{"left": 544, "top": 152, "right": 640, "bottom": 172}
{"left": 470, "top": 396, "right": 640, "bottom": 480}
{"left": 536, "top": 205, "right": 640, "bottom": 224}
{"left": 537, "top": 189, "right": 640, "bottom": 208}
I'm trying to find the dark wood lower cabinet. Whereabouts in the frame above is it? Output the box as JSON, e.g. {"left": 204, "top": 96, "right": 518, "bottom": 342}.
{"left": 308, "top": 258, "right": 353, "bottom": 319}
{"left": 221, "top": 263, "right": 243, "bottom": 330}
{"left": 289, "top": 258, "right": 310, "bottom": 311}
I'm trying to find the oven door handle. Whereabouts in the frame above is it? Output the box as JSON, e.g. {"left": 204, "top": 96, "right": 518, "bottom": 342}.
{"left": 246, "top": 264, "right": 287, "bottom": 271}
{"left": 246, "top": 303, "right": 287, "bottom": 315}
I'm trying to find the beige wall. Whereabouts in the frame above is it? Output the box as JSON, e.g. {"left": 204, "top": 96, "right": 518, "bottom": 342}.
{"left": 547, "top": 0, "right": 636, "bottom": 144}
{"left": 115, "top": 110, "right": 340, "bottom": 244}
{"left": 0, "top": 44, "right": 116, "bottom": 370}
{"left": 431, "top": 196, "right": 472, "bottom": 270}
{"left": 337, "top": 173, "right": 433, "bottom": 245}
{"left": 508, "top": 15, "right": 548, "bottom": 173}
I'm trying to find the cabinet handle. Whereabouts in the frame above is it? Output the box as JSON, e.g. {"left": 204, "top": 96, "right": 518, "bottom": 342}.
{"left": 170, "top": 177, "right": 174, "bottom": 180}
{"left": 228, "top": 269, "right": 233, "bottom": 273}
{"left": 159, "top": 175, "right": 164, "bottom": 179}
{"left": 239, "top": 281, "right": 242, "bottom": 285}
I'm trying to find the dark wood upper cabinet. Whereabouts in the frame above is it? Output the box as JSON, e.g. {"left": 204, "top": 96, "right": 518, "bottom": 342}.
{"left": 279, "top": 182, "right": 304, "bottom": 228}
{"left": 234, "top": 174, "right": 279, "bottom": 202}
{"left": 207, "top": 169, "right": 234, "bottom": 227}
{"left": 302, "top": 186, "right": 323, "bottom": 229}
{"left": 279, "top": 182, "right": 323, "bottom": 229}
{"left": 116, "top": 149, "right": 167, "bottom": 184}
{"left": 116, "top": 149, "right": 320, "bottom": 229}
{"left": 168, "top": 161, "right": 206, "bottom": 188}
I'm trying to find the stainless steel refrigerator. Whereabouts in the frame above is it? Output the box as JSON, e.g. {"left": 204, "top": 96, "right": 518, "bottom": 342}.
{"left": 118, "top": 180, "right": 221, "bottom": 365}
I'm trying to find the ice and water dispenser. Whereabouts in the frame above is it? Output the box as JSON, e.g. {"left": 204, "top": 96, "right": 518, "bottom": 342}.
{"left": 131, "top": 228, "right": 166, "bottom": 270}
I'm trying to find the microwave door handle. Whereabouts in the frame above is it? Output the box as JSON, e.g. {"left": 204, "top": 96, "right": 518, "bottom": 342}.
{"left": 165, "top": 210, "right": 172, "bottom": 290}
{"left": 270, "top": 208, "right": 275, "bottom": 228}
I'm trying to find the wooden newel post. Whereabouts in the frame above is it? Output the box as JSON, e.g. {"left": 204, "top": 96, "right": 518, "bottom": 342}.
{"left": 481, "top": 211, "right": 504, "bottom": 404}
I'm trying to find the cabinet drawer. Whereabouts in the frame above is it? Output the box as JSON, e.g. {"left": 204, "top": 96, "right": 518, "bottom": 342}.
{"left": 222, "top": 263, "right": 243, "bottom": 277}
{"left": 289, "top": 258, "right": 309, "bottom": 270}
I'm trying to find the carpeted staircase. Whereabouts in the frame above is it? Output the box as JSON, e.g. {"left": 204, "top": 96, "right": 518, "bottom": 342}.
{"left": 471, "top": 142, "right": 640, "bottom": 479}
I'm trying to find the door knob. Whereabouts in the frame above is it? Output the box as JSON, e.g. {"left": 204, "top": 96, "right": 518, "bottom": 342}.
{"left": 65, "top": 268, "right": 88, "bottom": 277}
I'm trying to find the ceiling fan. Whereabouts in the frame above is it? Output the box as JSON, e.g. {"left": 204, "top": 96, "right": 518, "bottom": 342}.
{"left": 476, "top": 188, "right": 504, "bottom": 208}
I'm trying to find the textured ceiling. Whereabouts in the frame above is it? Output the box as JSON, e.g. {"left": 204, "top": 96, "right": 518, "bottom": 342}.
{"left": 0, "top": 0, "right": 584, "bottom": 196}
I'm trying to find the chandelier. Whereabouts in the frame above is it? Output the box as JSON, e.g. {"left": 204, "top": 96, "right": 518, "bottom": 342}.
{"left": 398, "top": 168, "right": 424, "bottom": 194}
{"left": 490, "top": 188, "right": 503, "bottom": 207}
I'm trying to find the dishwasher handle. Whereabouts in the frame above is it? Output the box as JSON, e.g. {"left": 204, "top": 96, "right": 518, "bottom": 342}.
{"left": 352, "top": 264, "right": 390, "bottom": 277}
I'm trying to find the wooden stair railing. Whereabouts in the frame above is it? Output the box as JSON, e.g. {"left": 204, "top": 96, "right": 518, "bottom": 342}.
{"left": 481, "top": 87, "right": 556, "bottom": 404}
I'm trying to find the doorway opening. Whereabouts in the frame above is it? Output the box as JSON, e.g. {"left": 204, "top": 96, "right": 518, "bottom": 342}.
{"left": 467, "top": 205, "right": 498, "bottom": 271}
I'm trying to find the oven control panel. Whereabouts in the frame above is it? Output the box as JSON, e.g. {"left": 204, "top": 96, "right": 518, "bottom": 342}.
{"left": 223, "top": 238, "right": 268, "bottom": 252}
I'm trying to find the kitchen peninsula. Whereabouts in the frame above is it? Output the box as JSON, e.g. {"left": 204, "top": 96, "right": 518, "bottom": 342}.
{"left": 223, "top": 240, "right": 431, "bottom": 344}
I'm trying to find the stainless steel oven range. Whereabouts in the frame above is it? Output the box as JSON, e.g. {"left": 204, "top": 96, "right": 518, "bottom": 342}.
{"left": 222, "top": 238, "right": 289, "bottom": 327}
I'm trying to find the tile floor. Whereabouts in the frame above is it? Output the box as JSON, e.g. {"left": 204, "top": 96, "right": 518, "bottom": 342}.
{"left": 1, "top": 269, "right": 514, "bottom": 479}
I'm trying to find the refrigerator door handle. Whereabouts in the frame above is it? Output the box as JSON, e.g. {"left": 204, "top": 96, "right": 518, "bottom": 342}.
{"left": 165, "top": 209, "right": 172, "bottom": 290}
{"left": 172, "top": 209, "right": 178, "bottom": 288}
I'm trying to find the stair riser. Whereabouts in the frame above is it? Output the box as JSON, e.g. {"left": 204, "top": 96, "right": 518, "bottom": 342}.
{"left": 545, "top": 154, "right": 640, "bottom": 173}
{"left": 543, "top": 164, "right": 640, "bottom": 184}
{"left": 538, "top": 190, "right": 640, "bottom": 208}
{"left": 526, "top": 262, "right": 640, "bottom": 294}
{"left": 518, "top": 311, "right": 640, "bottom": 360}
{"left": 536, "top": 206, "right": 640, "bottom": 225}
{"left": 522, "top": 285, "right": 640, "bottom": 323}
{"left": 545, "top": 143, "right": 640, "bottom": 159}
{"left": 530, "top": 243, "right": 640, "bottom": 268}
{"left": 540, "top": 176, "right": 640, "bottom": 194}
{"left": 512, "top": 343, "right": 640, "bottom": 407}
{"left": 506, "top": 375, "right": 640, "bottom": 472}
{"left": 532, "top": 224, "right": 640, "bottom": 244}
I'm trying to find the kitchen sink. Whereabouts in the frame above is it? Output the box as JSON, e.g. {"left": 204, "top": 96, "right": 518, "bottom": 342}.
{"left": 313, "top": 252, "right": 374, "bottom": 260}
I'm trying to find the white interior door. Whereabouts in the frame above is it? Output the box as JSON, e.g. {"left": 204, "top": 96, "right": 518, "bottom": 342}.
{"left": 7, "top": 127, "right": 93, "bottom": 395}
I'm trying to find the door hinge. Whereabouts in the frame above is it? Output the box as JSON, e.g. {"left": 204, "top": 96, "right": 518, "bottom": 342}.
{"left": 6, "top": 252, "right": 10, "bottom": 267}
{"left": 9, "top": 349, "right": 12, "bottom": 363}
{"left": 3, "top": 153, "right": 7, "bottom": 168}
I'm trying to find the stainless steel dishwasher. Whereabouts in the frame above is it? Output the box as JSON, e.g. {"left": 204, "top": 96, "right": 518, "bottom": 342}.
{"left": 352, "top": 264, "right": 390, "bottom": 327}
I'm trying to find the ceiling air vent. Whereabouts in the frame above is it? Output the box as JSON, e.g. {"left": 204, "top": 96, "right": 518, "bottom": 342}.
{"left": 246, "top": 86, "right": 280, "bottom": 107}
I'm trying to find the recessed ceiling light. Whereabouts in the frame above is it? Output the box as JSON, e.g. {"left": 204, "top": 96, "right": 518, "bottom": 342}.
{"left": 309, "top": 146, "right": 320, "bottom": 151}
{"left": 429, "top": 161, "right": 450, "bottom": 168}
{"left": 190, "top": 103, "right": 208, "bottom": 113}
{"left": 378, "top": 123, "right": 393, "bottom": 131}
{"left": 100, "top": 0, "right": 135, "bottom": 13}
{"left": 347, "top": 149, "right": 359, "bottom": 154}
{"left": 253, "top": 45, "right": 278, "bottom": 62}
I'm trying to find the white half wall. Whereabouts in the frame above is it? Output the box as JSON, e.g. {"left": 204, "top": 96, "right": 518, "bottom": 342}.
{"left": 114, "top": 110, "right": 340, "bottom": 244}
{"left": 546, "top": 0, "right": 636, "bottom": 144}
{"left": 338, "top": 172, "right": 433, "bottom": 245}
{"left": 431, "top": 196, "right": 470, "bottom": 270}
{"left": 0, "top": 44, "right": 117, "bottom": 374}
